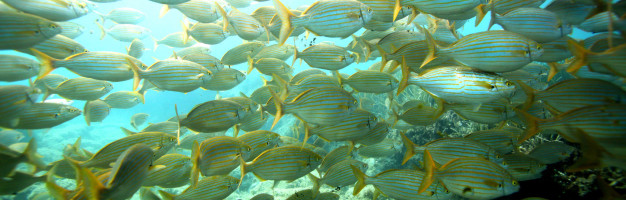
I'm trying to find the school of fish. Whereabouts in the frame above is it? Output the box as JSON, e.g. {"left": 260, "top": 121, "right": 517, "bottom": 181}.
{"left": 0, "top": 0, "right": 625, "bottom": 199}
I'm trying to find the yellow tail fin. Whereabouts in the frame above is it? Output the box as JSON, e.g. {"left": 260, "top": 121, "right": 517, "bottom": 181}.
{"left": 272, "top": 0, "right": 296, "bottom": 46}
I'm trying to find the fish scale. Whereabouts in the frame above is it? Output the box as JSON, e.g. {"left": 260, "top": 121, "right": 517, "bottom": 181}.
{"left": 13, "top": 103, "right": 81, "bottom": 129}
{"left": 193, "top": 136, "right": 250, "bottom": 178}
{"left": 402, "top": 135, "right": 504, "bottom": 166}
{"left": 244, "top": 146, "right": 322, "bottom": 181}
{"left": 46, "top": 77, "right": 113, "bottom": 101}
{"left": 276, "top": 86, "right": 357, "bottom": 128}
{"left": 81, "top": 132, "right": 176, "bottom": 168}
{"left": 38, "top": 51, "right": 146, "bottom": 82}
{"left": 492, "top": 8, "right": 572, "bottom": 43}
{"left": 181, "top": 99, "right": 248, "bottom": 133}
{"left": 352, "top": 167, "right": 453, "bottom": 200}
{"left": 19, "top": 35, "right": 86, "bottom": 60}
{"left": 160, "top": 175, "right": 239, "bottom": 200}
{"left": 0, "top": 12, "right": 61, "bottom": 50}
{"left": 237, "top": 130, "right": 280, "bottom": 162}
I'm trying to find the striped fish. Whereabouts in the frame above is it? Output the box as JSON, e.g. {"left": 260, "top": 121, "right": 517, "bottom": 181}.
{"left": 43, "top": 77, "right": 113, "bottom": 101}
{"left": 155, "top": 32, "right": 197, "bottom": 49}
{"left": 267, "top": 9, "right": 306, "bottom": 40}
{"left": 166, "top": 0, "right": 221, "bottom": 23}
{"left": 340, "top": 70, "right": 398, "bottom": 94}
{"left": 175, "top": 46, "right": 211, "bottom": 57}
{"left": 517, "top": 104, "right": 626, "bottom": 155}
{"left": 84, "top": 100, "right": 111, "bottom": 126}
{"left": 159, "top": 175, "right": 239, "bottom": 200}
{"left": 376, "top": 31, "right": 424, "bottom": 53}
{"left": 243, "top": 146, "right": 322, "bottom": 182}
{"left": 536, "top": 36, "right": 572, "bottom": 63}
{"left": 187, "top": 22, "right": 230, "bottom": 45}
{"left": 127, "top": 39, "right": 146, "bottom": 59}
{"left": 221, "top": 41, "right": 265, "bottom": 66}
{"left": 310, "top": 108, "right": 377, "bottom": 146}
{"left": 136, "top": 59, "right": 212, "bottom": 93}
{"left": 130, "top": 113, "right": 149, "bottom": 130}
{"left": 180, "top": 99, "right": 249, "bottom": 133}
{"left": 18, "top": 35, "right": 86, "bottom": 60}
{"left": 190, "top": 136, "right": 250, "bottom": 187}
{"left": 424, "top": 30, "right": 544, "bottom": 73}
{"left": 567, "top": 39, "right": 626, "bottom": 77}
{"left": 578, "top": 11, "right": 622, "bottom": 33}
{"left": 200, "top": 68, "right": 245, "bottom": 91}
{"left": 80, "top": 132, "right": 177, "bottom": 168}
{"left": 393, "top": 101, "right": 443, "bottom": 126}
{"left": 179, "top": 131, "right": 226, "bottom": 150}
{"left": 527, "top": 141, "right": 575, "bottom": 165}
{"left": 238, "top": 130, "right": 280, "bottom": 161}
{"left": 96, "top": 7, "right": 145, "bottom": 24}
{"left": 2, "top": 0, "right": 89, "bottom": 21}
{"left": 250, "top": 193, "right": 274, "bottom": 200}
{"left": 481, "top": 0, "right": 545, "bottom": 17}
{"left": 103, "top": 91, "right": 144, "bottom": 109}
{"left": 490, "top": 8, "right": 572, "bottom": 43}
{"left": 294, "top": 43, "right": 356, "bottom": 70}
{"left": 140, "top": 188, "right": 161, "bottom": 200}
{"left": 248, "top": 57, "right": 293, "bottom": 76}
{"left": 356, "top": 138, "right": 399, "bottom": 158}
{"left": 34, "top": 74, "right": 67, "bottom": 96}
{"left": 464, "top": 127, "right": 521, "bottom": 154}
{"left": 218, "top": 5, "right": 265, "bottom": 41}
{"left": 286, "top": 74, "right": 340, "bottom": 98}
{"left": 405, "top": 66, "right": 516, "bottom": 105}
{"left": 98, "top": 24, "right": 151, "bottom": 42}
{"left": 181, "top": 53, "right": 224, "bottom": 72}
{"left": 0, "top": 55, "right": 40, "bottom": 82}
{"left": 354, "top": 121, "right": 390, "bottom": 146}
{"left": 36, "top": 51, "right": 147, "bottom": 82}
{"left": 273, "top": 0, "right": 374, "bottom": 45}
{"left": 359, "top": 0, "right": 411, "bottom": 22}
{"left": 289, "top": 69, "right": 326, "bottom": 84}
{"left": 237, "top": 109, "right": 269, "bottom": 132}
{"left": 351, "top": 167, "right": 453, "bottom": 200}
{"left": 545, "top": 0, "right": 595, "bottom": 25}
{"left": 420, "top": 151, "right": 520, "bottom": 199}
{"left": 363, "top": 18, "right": 393, "bottom": 31}
{"left": 0, "top": 12, "right": 61, "bottom": 50}
{"left": 502, "top": 153, "right": 546, "bottom": 181}
{"left": 253, "top": 44, "right": 296, "bottom": 61}
{"left": 271, "top": 86, "right": 358, "bottom": 130}
{"left": 400, "top": 0, "right": 482, "bottom": 16}
{"left": 402, "top": 133, "right": 504, "bottom": 166}
{"left": 251, "top": 6, "right": 276, "bottom": 26}
{"left": 9, "top": 103, "right": 80, "bottom": 129}
{"left": 287, "top": 189, "right": 339, "bottom": 200}
{"left": 520, "top": 78, "right": 626, "bottom": 114}
{"left": 123, "top": 121, "right": 188, "bottom": 137}
{"left": 250, "top": 85, "right": 279, "bottom": 105}
{"left": 319, "top": 145, "right": 351, "bottom": 174}
{"left": 144, "top": 154, "right": 192, "bottom": 188}
{"left": 150, "top": 0, "right": 190, "bottom": 4}
{"left": 311, "top": 159, "right": 367, "bottom": 193}
{"left": 446, "top": 99, "right": 516, "bottom": 124}
{"left": 56, "top": 21, "right": 84, "bottom": 39}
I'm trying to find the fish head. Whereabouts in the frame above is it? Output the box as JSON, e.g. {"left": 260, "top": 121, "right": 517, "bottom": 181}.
{"left": 389, "top": 78, "right": 400, "bottom": 91}
{"left": 359, "top": 4, "right": 374, "bottom": 25}
{"left": 527, "top": 42, "right": 544, "bottom": 61}
{"left": 60, "top": 105, "right": 82, "bottom": 118}
{"left": 559, "top": 24, "right": 573, "bottom": 38}
{"left": 69, "top": 0, "right": 90, "bottom": 17}
{"left": 38, "top": 21, "right": 63, "bottom": 38}
{"left": 239, "top": 143, "right": 252, "bottom": 159}
{"left": 343, "top": 53, "right": 356, "bottom": 65}
{"left": 235, "top": 71, "right": 246, "bottom": 83}
{"left": 236, "top": 107, "right": 249, "bottom": 121}
{"left": 200, "top": 69, "right": 214, "bottom": 85}
{"left": 226, "top": 176, "right": 240, "bottom": 192}
{"left": 367, "top": 114, "right": 378, "bottom": 130}
{"left": 493, "top": 79, "right": 517, "bottom": 99}
{"left": 104, "top": 82, "right": 114, "bottom": 92}
{"left": 71, "top": 46, "right": 87, "bottom": 55}
{"left": 501, "top": 179, "right": 520, "bottom": 196}
{"left": 488, "top": 149, "right": 505, "bottom": 164}
{"left": 308, "top": 152, "right": 323, "bottom": 169}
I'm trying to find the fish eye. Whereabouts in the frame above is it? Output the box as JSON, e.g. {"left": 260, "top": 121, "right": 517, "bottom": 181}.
{"left": 505, "top": 81, "right": 514, "bottom": 86}
{"left": 54, "top": 113, "right": 60, "bottom": 118}
{"left": 512, "top": 180, "right": 518, "bottom": 185}
{"left": 497, "top": 183, "right": 503, "bottom": 188}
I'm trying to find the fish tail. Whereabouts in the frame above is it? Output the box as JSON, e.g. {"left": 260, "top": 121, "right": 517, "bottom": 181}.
{"left": 391, "top": 106, "right": 400, "bottom": 128}
{"left": 487, "top": 3, "right": 497, "bottom": 30}
{"left": 84, "top": 101, "right": 92, "bottom": 126}
{"left": 65, "top": 155, "right": 105, "bottom": 199}
{"left": 237, "top": 156, "right": 245, "bottom": 188}
{"left": 566, "top": 128, "right": 606, "bottom": 172}
{"left": 351, "top": 164, "right": 367, "bottom": 195}
{"left": 190, "top": 140, "right": 201, "bottom": 188}
{"left": 400, "top": 131, "right": 416, "bottom": 165}
{"left": 433, "top": 97, "right": 446, "bottom": 120}
{"left": 120, "top": 127, "right": 137, "bottom": 136}
{"left": 174, "top": 104, "right": 182, "bottom": 145}
{"left": 23, "top": 139, "right": 46, "bottom": 170}
{"left": 152, "top": 36, "right": 159, "bottom": 52}
{"left": 397, "top": 55, "right": 410, "bottom": 95}
{"left": 215, "top": 2, "right": 229, "bottom": 31}
{"left": 181, "top": 17, "right": 190, "bottom": 45}
{"left": 514, "top": 108, "right": 541, "bottom": 144}
{"left": 420, "top": 26, "right": 438, "bottom": 69}
{"left": 137, "top": 91, "right": 145, "bottom": 104}
{"left": 547, "top": 62, "right": 559, "bottom": 82}
{"left": 566, "top": 39, "right": 591, "bottom": 74}
{"left": 331, "top": 70, "right": 345, "bottom": 86}
{"left": 291, "top": 46, "right": 299, "bottom": 67}
{"left": 377, "top": 45, "right": 388, "bottom": 72}
{"left": 32, "top": 49, "right": 58, "bottom": 80}
{"left": 516, "top": 81, "right": 537, "bottom": 111}
{"left": 46, "top": 164, "right": 72, "bottom": 200}
{"left": 158, "top": 190, "right": 176, "bottom": 200}
{"left": 126, "top": 57, "right": 142, "bottom": 91}
{"left": 392, "top": 0, "right": 401, "bottom": 22}
{"left": 95, "top": 21, "right": 106, "bottom": 40}
{"left": 418, "top": 149, "right": 436, "bottom": 194}
{"left": 474, "top": 2, "right": 489, "bottom": 27}
{"left": 272, "top": 0, "right": 296, "bottom": 46}
{"left": 268, "top": 83, "right": 285, "bottom": 130}
{"left": 159, "top": 4, "right": 170, "bottom": 18}
{"left": 308, "top": 174, "right": 321, "bottom": 196}
{"left": 247, "top": 56, "right": 255, "bottom": 74}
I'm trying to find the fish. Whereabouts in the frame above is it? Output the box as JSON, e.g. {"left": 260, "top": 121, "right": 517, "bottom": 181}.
{"left": 0, "top": 85, "right": 41, "bottom": 128}
{"left": 0, "top": 171, "right": 46, "bottom": 195}
{"left": 0, "top": 12, "right": 61, "bottom": 50}
{"left": 130, "top": 113, "right": 150, "bottom": 130}
{"left": 2, "top": 0, "right": 89, "bottom": 21}
{"left": 566, "top": 39, "right": 626, "bottom": 77}
{"left": 502, "top": 153, "right": 546, "bottom": 181}
{"left": 237, "top": 130, "right": 281, "bottom": 161}
{"left": 310, "top": 159, "right": 367, "bottom": 194}
{"left": 237, "top": 108, "right": 269, "bottom": 133}
{"left": 242, "top": 146, "right": 322, "bottom": 182}
{"left": 266, "top": 8, "right": 306, "bottom": 40}
{"left": 0, "top": 130, "right": 24, "bottom": 146}
{"left": 308, "top": 108, "right": 377, "bottom": 150}
{"left": 294, "top": 43, "right": 356, "bottom": 70}
{"left": 122, "top": 121, "right": 189, "bottom": 137}
{"left": 527, "top": 141, "right": 576, "bottom": 165}
{"left": 402, "top": 133, "right": 505, "bottom": 166}
{"left": 351, "top": 166, "right": 453, "bottom": 200}
{"left": 399, "top": 0, "right": 482, "bottom": 17}
{"left": 535, "top": 36, "right": 573, "bottom": 64}
{"left": 144, "top": 153, "right": 192, "bottom": 188}
{"left": 545, "top": 0, "right": 595, "bottom": 25}
{"left": 133, "top": 59, "right": 212, "bottom": 93}
{"left": 286, "top": 189, "right": 340, "bottom": 200}
{"left": 250, "top": 6, "right": 276, "bottom": 26}
{"left": 174, "top": 45, "right": 212, "bottom": 57}
{"left": 97, "top": 23, "right": 151, "bottom": 42}
{"left": 79, "top": 132, "right": 176, "bottom": 168}
{"left": 221, "top": 41, "right": 265, "bottom": 66}
{"left": 18, "top": 34, "right": 86, "bottom": 60}
{"left": 289, "top": 69, "right": 326, "bottom": 85}
{"left": 56, "top": 21, "right": 84, "bottom": 39}
{"left": 218, "top": 5, "right": 265, "bottom": 41}
{"left": 318, "top": 145, "right": 352, "bottom": 174}
{"left": 181, "top": 53, "right": 224, "bottom": 72}
{"left": 273, "top": 0, "right": 374, "bottom": 45}
{"left": 338, "top": 70, "right": 398, "bottom": 94}
{"left": 478, "top": 0, "right": 545, "bottom": 23}
{"left": 150, "top": 0, "right": 190, "bottom": 4}
{"left": 0, "top": 55, "right": 41, "bottom": 82}
{"left": 164, "top": 0, "right": 221, "bottom": 23}
{"left": 354, "top": 121, "right": 390, "bottom": 146}
{"left": 200, "top": 68, "right": 246, "bottom": 91}
{"left": 464, "top": 127, "right": 521, "bottom": 154}
{"left": 401, "top": 66, "right": 516, "bottom": 106}
{"left": 103, "top": 91, "right": 145, "bottom": 109}
{"left": 250, "top": 85, "right": 280, "bottom": 105}
{"left": 578, "top": 11, "right": 626, "bottom": 33}
{"left": 127, "top": 39, "right": 147, "bottom": 59}
{"left": 283, "top": 74, "right": 341, "bottom": 98}
{"left": 159, "top": 175, "right": 240, "bottom": 200}
{"left": 179, "top": 99, "right": 250, "bottom": 133}
{"left": 420, "top": 151, "right": 520, "bottom": 199}
{"left": 186, "top": 22, "right": 230, "bottom": 45}
{"left": 96, "top": 7, "right": 146, "bottom": 24}
{"left": 519, "top": 78, "right": 626, "bottom": 114}
{"left": 248, "top": 57, "right": 293, "bottom": 76}
{"left": 444, "top": 99, "right": 517, "bottom": 124}
{"left": 489, "top": 7, "right": 572, "bottom": 43}
{"left": 84, "top": 99, "right": 111, "bottom": 126}
{"left": 253, "top": 44, "right": 296, "bottom": 60}
{"left": 43, "top": 77, "right": 113, "bottom": 101}
{"left": 179, "top": 131, "right": 226, "bottom": 150}
{"left": 250, "top": 193, "right": 274, "bottom": 200}
{"left": 190, "top": 136, "right": 251, "bottom": 186}
{"left": 0, "top": 139, "right": 45, "bottom": 177}
{"left": 270, "top": 86, "right": 358, "bottom": 131}
{"left": 35, "top": 51, "right": 148, "bottom": 82}
{"left": 356, "top": 138, "right": 399, "bottom": 158}
{"left": 140, "top": 188, "right": 161, "bottom": 200}
{"left": 154, "top": 32, "right": 197, "bottom": 49}
{"left": 391, "top": 101, "right": 443, "bottom": 126}
{"left": 9, "top": 102, "right": 81, "bottom": 129}
{"left": 359, "top": 0, "right": 413, "bottom": 22}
